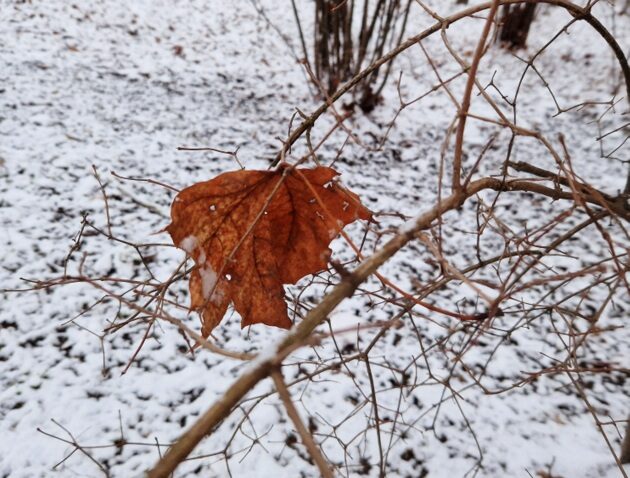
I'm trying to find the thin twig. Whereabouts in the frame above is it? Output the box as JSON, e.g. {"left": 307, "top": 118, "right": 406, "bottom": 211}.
{"left": 271, "top": 369, "right": 334, "bottom": 478}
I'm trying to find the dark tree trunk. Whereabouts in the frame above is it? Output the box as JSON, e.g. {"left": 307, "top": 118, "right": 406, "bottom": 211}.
{"left": 497, "top": 4, "right": 537, "bottom": 49}
{"left": 294, "top": 0, "right": 411, "bottom": 113}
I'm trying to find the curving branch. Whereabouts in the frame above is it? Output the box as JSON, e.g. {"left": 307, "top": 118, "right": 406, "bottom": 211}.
{"left": 452, "top": 0, "right": 500, "bottom": 192}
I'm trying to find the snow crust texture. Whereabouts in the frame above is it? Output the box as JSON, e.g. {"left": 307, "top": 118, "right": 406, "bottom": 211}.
{"left": 1, "top": 1, "right": 629, "bottom": 477}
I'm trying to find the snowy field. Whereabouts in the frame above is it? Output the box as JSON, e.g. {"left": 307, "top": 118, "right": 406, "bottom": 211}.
{"left": 1, "top": 1, "right": 629, "bottom": 477}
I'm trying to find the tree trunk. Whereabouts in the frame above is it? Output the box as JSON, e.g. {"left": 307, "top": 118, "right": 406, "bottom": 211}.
{"left": 497, "top": 4, "right": 537, "bottom": 49}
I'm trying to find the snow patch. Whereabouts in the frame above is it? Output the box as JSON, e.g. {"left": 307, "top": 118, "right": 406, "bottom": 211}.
{"left": 245, "top": 341, "right": 281, "bottom": 372}
{"left": 199, "top": 265, "right": 224, "bottom": 304}
{"left": 179, "top": 235, "right": 198, "bottom": 254}
{"left": 199, "top": 265, "right": 217, "bottom": 298}
{"left": 398, "top": 218, "right": 418, "bottom": 234}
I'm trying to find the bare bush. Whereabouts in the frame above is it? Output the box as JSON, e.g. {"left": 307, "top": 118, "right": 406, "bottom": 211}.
{"left": 293, "top": 0, "right": 412, "bottom": 112}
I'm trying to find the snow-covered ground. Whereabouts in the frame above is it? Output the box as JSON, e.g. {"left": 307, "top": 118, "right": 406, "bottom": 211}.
{"left": 1, "top": 1, "right": 629, "bottom": 477}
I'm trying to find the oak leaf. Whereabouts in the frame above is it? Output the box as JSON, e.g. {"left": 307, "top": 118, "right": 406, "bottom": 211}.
{"left": 167, "top": 166, "right": 371, "bottom": 337}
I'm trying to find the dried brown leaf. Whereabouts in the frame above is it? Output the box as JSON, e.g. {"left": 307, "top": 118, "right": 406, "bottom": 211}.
{"left": 167, "top": 166, "right": 370, "bottom": 336}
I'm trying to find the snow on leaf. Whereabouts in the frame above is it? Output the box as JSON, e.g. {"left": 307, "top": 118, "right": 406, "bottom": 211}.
{"left": 167, "top": 165, "right": 371, "bottom": 337}
{"left": 179, "top": 235, "right": 198, "bottom": 254}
